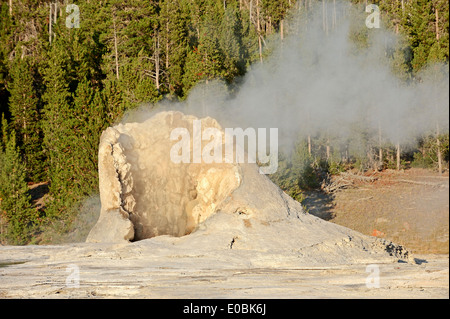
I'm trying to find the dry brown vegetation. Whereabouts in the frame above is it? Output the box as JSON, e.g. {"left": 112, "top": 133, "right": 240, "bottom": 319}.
{"left": 304, "top": 168, "right": 449, "bottom": 254}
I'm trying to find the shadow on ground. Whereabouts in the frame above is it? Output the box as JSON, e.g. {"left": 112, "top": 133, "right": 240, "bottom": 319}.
{"left": 302, "top": 191, "right": 335, "bottom": 221}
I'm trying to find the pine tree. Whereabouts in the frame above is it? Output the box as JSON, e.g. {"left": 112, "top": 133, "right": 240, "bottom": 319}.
{"left": 118, "top": 55, "right": 161, "bottom": 105}
{"left": 403, "top": 0, "right": 439, "bottom": 72}
{"left": 160, "top": 0, "right": 190, "bottom": 97}
{"left": 428, "top": 0, "right": 449, "bottom": 64}
{"left": 99, "top": 0, "right": 161, "bottom": 104}
{"left": 219, "top": 3, "right": 246, "bottom": 82}
{"left": 390, "top": 37, "right": 413, "bottom": 82}
{"left": 0, "top": 126, "right": 36, "bottom": 244}
{"left": 0, "top": 1, "right": 13, "bottom": 117}
{"left": 261, "top": 0, "right": 291, "bottom": 33}
{"left": 291, "top": 139, "right": 319, "bottom": 190}
{"left": 101, "top": 77, "right": 129, "bottom": 124}
{"left": 182, "top": 1, "right": 227, "bottom": 95}
{"left": 7, "top": 56, "right": 45, "bottom": 181}
{"left": 238, "top": 1, "right": 259, "bottom": 65}
{"left": 40, "top": 33, "right": 74, "bottom": 219}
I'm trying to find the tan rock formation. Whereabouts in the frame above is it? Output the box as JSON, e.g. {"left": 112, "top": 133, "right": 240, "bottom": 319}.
{"left": 87, "top": 111, "right": 242, "bottom": 242}
{"left": 86, "top": 110, "right": 410, "bottom": 266}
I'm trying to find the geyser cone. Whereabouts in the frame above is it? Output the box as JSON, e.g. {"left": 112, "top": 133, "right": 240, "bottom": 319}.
{"left": 87, "top": 111, "right": 410, "bottom": 266}
{"left": 87, "top": 111, "right": 242, "bottom": 242}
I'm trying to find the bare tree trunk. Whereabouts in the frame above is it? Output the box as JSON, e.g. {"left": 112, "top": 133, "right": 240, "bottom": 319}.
{"left": 326, "top": 138, "right": 330, "bottom": 161}
{"left": 280, "top": 19, "right": 284, "bottom": 41}
{"left": 333, "top": 0, "right": 337, "bottom": 29}
{"left": 435, "top": 7, "right": 440, "bottom": 42}
{"left": 48, "top": 2, "right": 59, "bottom": 44}
{"left": 436, "top": 122, "right": 442, "bottom": 175}
{"left": 433, "top": 9, "right": 442, "bottom": 174}
{"left": 113, "top": 13, "right": 120, "bottom": 80}
{"left": 322, "top": 0, "right": 326, "bottom": 32}
{"left": 378, "top": 145, "right": 383, "bottom": 169}
{"left": 23, "top": 105, "right": 27, "bottom": 147}
{"left": 322, "top": 0, "right": 328, "bottom": 35}
{"left": 396, "top": 143, "right": 401, "bottom": 171}
{"left": 166, "top": 16, "right": 170, "bottom": 88}
{"left": 256, "top": 0, "right": 263, "bottom": 63}
{"left": 49, "top": 3, "right": 52, "bottom": 44}
{"left": 307, "top": 110, "right": 312, "bottom": 156}
{"left": 345, "top": 144, "right": 349, "bottom": 163}
{"left": 155, "top": 32, "right": 160, "bottom": 92}
{"left": 367, "top": 149, "right": 376, "bottom": 171}
{"left": 53, "top": 1, "right": 57, "bottom": 42}
{"left": 202, "top": 80, "right": 208, "bottom": 116}
{"left": 9, "top": 0, "right": 12, "bottom": 16}
{"left": 307, "top": 134, "right": 311, "bottom": 156}
{"left": 378, "top": 122, "right": 383, "bottom": 170}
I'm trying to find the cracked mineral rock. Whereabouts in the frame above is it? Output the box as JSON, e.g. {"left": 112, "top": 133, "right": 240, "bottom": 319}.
{"left": 87, "top": 111, "right": 242, "bottom": 243}
{"left": 86, "top": 111, "right": 410, "bottom": 264}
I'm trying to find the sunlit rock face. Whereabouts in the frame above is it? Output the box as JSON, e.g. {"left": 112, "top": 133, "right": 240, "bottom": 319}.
{"left": 87, "top": 111, "right": 242, "bottom": 243}
{"left": 85, "top": 111, "right": 410, "bottom": 267}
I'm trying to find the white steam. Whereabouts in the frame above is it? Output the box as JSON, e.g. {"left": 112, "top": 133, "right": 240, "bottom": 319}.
{"left": 127, "top": 1, "right": 449, "bottom": 157}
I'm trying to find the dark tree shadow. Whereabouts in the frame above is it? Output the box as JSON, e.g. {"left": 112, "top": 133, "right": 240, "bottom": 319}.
{"left": 28, "top": 182, "right": 49, "bottom": 201}
{"left": 302, "top": 190, "right": 336, "bottom": 221}
{"left": 414, "top": 258, "right": 428, "bottom": 265}
{"left": 27, "top": 182, "right": 50, "bottom": 211}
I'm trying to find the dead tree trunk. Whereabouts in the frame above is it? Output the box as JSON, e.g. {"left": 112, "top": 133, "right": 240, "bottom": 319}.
{"left": 53, "top": 2, "right": 57, "bottom": 42}
{"left": 322, "top": 0, "right": 326, "bottom": 32}
{"left": 378, "top": 122, "right": 383, "bottom": 170}
{"left": 113, "top": 11, "right": 120, "bottom": 80}
{"left": 436, "top": 122, "right": 442, "bottom": 175}
{"left": 49, "top": 3, "right": 52, "bottom": 44}
{"left": 435, "top": 6, "right": 440, "bottom": 42}
{"left": 256, "top": 0, "right": 263, "bottom": 63}
{"left": 48, "top": 2, "right": 58, "bottom": 44}
{"left": 434, "top": 11, "right": 442, "bottom": 174}
{"left": 307, "top": 110, "right": 312, "bottom": 156}
{"left": 322, "top": 0, "right": 328, "bottom": 35}
{"left": 332, "top": 0, "right": 337, "bottom": 29}
{"left": 154, "top": 32, "right": 160, "bottom": 92}
{"left": 326, "top": 138, "right": 330, "bottom": 161}
{"left": 396, "top": 142, "right": 401, "bottom": 171}
{"left": 165, "top": 6, "right": 170, "bottom": 89}
{"left": 307, "top": 134, "right": 312, "bottom": 156}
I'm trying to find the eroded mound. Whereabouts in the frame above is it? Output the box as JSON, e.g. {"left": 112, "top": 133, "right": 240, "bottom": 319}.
{"left": 86, "top": 111, "right": 411, "bottom": 265}
{"left": 87, "top": 111, "right": 241, "bottom": 242}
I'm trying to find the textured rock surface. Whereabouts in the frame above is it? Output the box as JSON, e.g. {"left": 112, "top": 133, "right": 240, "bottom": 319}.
{"left": 86, "top": 110, "right": 410, "bottom": 265}
{"left": 0, "top": 242, "right": 448, "bottom": 298}
{"left": 87, "top": 111, "right": 242, "bottom": 242}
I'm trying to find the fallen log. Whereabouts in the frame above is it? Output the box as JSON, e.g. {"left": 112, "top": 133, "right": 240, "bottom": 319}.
{"left": 339, "top": 172, "right": 378, "bottom": 182}
{"left": 322, "top": 172, "right": 378, "bottom": 193}
{"left": 396, "top": 179, "right": 448, "bottom": 188}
